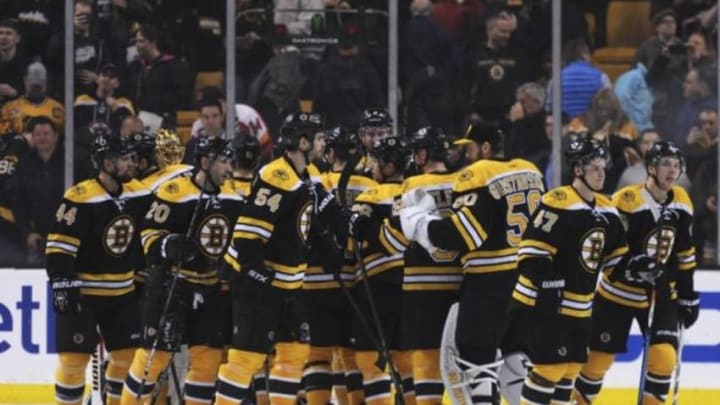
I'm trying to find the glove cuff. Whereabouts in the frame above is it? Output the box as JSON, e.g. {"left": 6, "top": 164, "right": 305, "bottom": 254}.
{"left": 677, "top": 292, "right": 700, "bottom": 307}
{"left": 540, "top": 279, "right": 565, "bottom": 289}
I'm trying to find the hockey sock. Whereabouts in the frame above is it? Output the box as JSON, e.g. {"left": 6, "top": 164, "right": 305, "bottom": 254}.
{"left": 55, "top": 352, "right": 91, "bottom": 405}
{"left": 642, "top": 343, "right": 676, "bottom": 405}
{"left": 332, "top": 350, "right": 349, "bottom": 405}
{"left": 394, "top": 350, "right": 417, "bottom": 405}
{"left": 253, "top": 371, "right": 270, "bottom": 405}
{"left": 105, "top": 348, "right": 135, "bottom": 405}
{"left": 338, "top": 347, "right": 364, "bottom": 405}
{"left": 215, "top": 349, "right": 266, "bottom": 405}
{"left": 551, "top": 363, "right": 581, "bottom": 404}
{"left": 520, "top": 364, "right": 567, "bottom": 405}
{"left": 269, "top": 342, "right": 309, "bottom": 405}
{"left": 304, "top": 346, "right": 333, "bottom": 405}
{"left": 184, "top": 345, "right": 222, "bottom": 405}
{"left": 356, "top": 350, "right": 392, "bottom": 405}
{"left": 412, "top": 349, "right": 444, "bottom": 405}
{"left": 120, "top": 348, "right": 172, "bottom": 405}
{"left": 572, "top": 351, "right": 615, "bottom": 405}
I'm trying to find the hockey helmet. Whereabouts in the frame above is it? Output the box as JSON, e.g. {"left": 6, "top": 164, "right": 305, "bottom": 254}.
{"left": 410, "top": 126, "right": 451, "bottom": 161}
{"left": 360, "top": 108, "right": 393, "bottom": 128}
{"left": 195, "top": 136, "right": 234, "bottom": 162}
{"left": 91, "top": 131, "right": 133, "bottom": 170}
{"left": 645, "top": 141, "right": 685, "bottom": 174}
{"left": 126, "top": 131, "right": 156, "bottom": 163}
{"left": 565, "top": 138, "right": 610, "bottom": 172}
{"left": 372, "top": 136, "right": 409, "bottom": 170}
{"left": 278, "top": 113, "right": 324, "bottom": 151}
{"left": 155, "top": 129, "right": 185, "bottom": 169}
{"left": 324, "top": 126, "right": 359, "bottom": 160}
{"left": 232, "top": 133, "right": 261, "bottom": 169}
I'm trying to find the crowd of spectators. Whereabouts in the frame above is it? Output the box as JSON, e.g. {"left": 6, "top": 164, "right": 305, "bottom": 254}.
{"left": 0, "top": 0, "right": 719, "bottom": 266}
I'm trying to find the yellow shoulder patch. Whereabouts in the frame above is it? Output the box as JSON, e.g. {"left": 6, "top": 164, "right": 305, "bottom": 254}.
{"left": 541, "top": 186, "right": 582, "bottom": 209}
{"left": 156, "top": 176, "right": 199, "bottom": 202}
{"left": 259, "top": 157, "right": 302, "bottom": 192}
{"left": 611, "top": 184, "right": 644, "bottom": 213}
{"left": 64, "top": 179, "right": 106, "bottom": 203}
{"left": 356, "top": 183, "right": 401, "bottom": 205}
{"left": 671, "top": 185, "right": 694, "bottom": 213}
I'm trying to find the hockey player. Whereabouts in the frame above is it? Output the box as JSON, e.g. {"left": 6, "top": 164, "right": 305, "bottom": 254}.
{"left": 572, "top": 141, "right": 698, "bottom": 405}
{"left": 132, "top": 129, "right": 193, "bottom": 192}
{"left": 303, "top": 126, "right": 378, "bottom": 405}
{"left": 349, "top": 136, "right": 413, "bottom": 405}
{"left": 216, "top": 113, "right": 350, "bottom": 405}
{"left": 230, "top": 132, "right": 261, "bottom": 197}
{"left": 46, "top": 132, "right": 151, "bottom": 405}
{"left": 120, "top": 137, "right": 242, "bottom": 405}
{"left": 357, "top": 108, "right": 393, "bottom": 175}
{"left": 378, "top": 127, "right": 462, "bottom": 405}
{"left": 507, "top": 139, "right": 654, "bottom": 405}
{"left": 398, "top": 123, "right": 544, "bottom": 405}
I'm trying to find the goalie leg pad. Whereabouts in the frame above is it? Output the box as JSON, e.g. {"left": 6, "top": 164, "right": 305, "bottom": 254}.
{"left": 498, "top": 352, "right": 531, "bottom": 405}
{"left": 105, "top": 348, "right": 135, "bottom": 405}
{"left": 571, "top": 351, "right": 615, "bottom": 405}
{"left": 55, "top": 352, "right": 91, "bottom": 405}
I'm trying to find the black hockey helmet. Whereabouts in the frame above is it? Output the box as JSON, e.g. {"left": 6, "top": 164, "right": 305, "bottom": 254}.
{"left": 91, "top": 131, "right": 133, "bottom": 170}
{"left": 324, "top": 126, "right": 359, "bottom": 160}
{"left": 232, "top": 132, "right": 261, "bottom": 169}
{"left": 410, "top": 126, "right": 451, "bottom": 161}
{"left": 126, "top": 131, "right": 156, "bottom": 163}
{"left": 372, "top": 136, "right": 409, "bottom": 170}
{"left": 565, "top": 137, "right": 610, "bottom": 172}
{"left": 88, "top": 121, "right": 112, "bottom": 139}
{"left": 360, "top": 107, "right": 393, "bottom": 128}
{"left": 278, "top": 113, "right": 324, "bottom": 151}
{"left": 645, "top": 141, "right": 685, "bottom": 174}
{"left": 195, "top": 136, "right": 234, "bottom": 162}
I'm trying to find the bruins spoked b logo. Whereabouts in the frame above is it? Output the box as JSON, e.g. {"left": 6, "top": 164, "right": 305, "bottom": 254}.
{"left": 645, "top": 226, "right": 676, "bottom": 265}
{"left": 104, "top": 215, "right": 135, "bottom": 256}
{"left": 580, "top": 228, "right": 605, "bottom": 274}
{"left": 198, "top": 215, "right": 230, "bottom": 257}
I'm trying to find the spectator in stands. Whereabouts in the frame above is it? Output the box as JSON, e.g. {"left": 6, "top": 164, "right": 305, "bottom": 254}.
{"left": 1, "top": 62, "right": 64, "bottom": 133}
{"left": 5, "top": 0, "right": 62, "bottom": 60}
{"left": 692, "top": 151, "right": 718, "bottom": 265}
{"left": 119, "top": 115, "right": 144, "bottom": 139}
{"left": 126, "top": 24, "right": 193, "bottom": 128}
{"left": 313, "top": 29, "right": 384, "bottom": 128}
{"left": 184, "top": 98, "right": 225, "bottom": 163}
{"left": 274, "top": 0, "right": 325, "bottom": 35}
{"left": 673, "top": 65, "right": 718, "bottom": 147}
{"left": 236, "top": 0, "right": 274, "bottom": 102}
{"left": 615, "top": 129, "right": 662, "bottom": 189}
{"left": 684, "top": 107, "right": 718, "bottom": 179}
{"left": 569, "top": 89, "right": 641, "bottom": 193}
{"left": 0, "top": 126, "right": 30, "bottom": 266}
{"left": 551, "top": 38, "right": 611, "bottom": 119}
{"left": 400, "top": 0, "right": 461, "bottom": 133}
{"left": 467, "top": 12, "right": 528, "bottom": 125}
{"left": 12, "top": 116, "right": 65, "bottom": 266}
{"left": 533, "top": 111, "right": 570, "bottom": 190}
{"left": 614, "top": 62, "right": 655, "bottom": 132}
{"left": 45, "top": 0, "right": 118, "bottom": 96}
{"left": 74, "top": 64, "right": 135, "bottom": 130}
{"left": 0, "top": 18, "right": 27, "bottom": 106}
{"left": 506, "top": 81, "right": 548, "bottom": 159}
{"left": 634, "top": 9, "right": 683, "bottom": 70}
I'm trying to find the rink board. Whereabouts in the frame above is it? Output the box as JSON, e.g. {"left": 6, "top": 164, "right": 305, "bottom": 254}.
{"left": 0, "top": 269, "right": 718, "bottom": 403}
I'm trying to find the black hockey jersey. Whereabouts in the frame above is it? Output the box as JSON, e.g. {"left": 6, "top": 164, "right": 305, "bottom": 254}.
{"left": 45, "top": 178, "right": 153, "bottom": 296}
{"left": 597, "top": 184, "right": 696, "bottom": 308}
{"left": 224, "top": 156, "right": 315, "bottom": 290}
{"left": 511, "top": 186, "right": 629, "bottom": 318}
{"left": 353, "top": 181, "right": 404, "bottom": 285}
{"left": 427, "top": 158, "right": 545, "bottom": 275}
{"left": 141, "top": 175, "right": 245, "bottom": 286}
{"left": 382, "top": 171, "right": 464, "bottom": 292}
{"left": 0, "top": 133, "right": 30, "bottom": 234}
{"left": 303, "top": 171, "right": 378, "bottom": 290}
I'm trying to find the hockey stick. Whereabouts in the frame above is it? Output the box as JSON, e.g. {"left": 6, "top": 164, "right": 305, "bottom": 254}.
{"left": 137, "top": 157, "right": 217, "bottom": 400}
{"left": 84, "top": 339, "right": 105, "bottom": 405}
{"left": 636, "top": 197, "right": 669, "bottom": 405}
{"left": 353, "top": 239, "right": 405, "bottom": 405}
{"left": 672, "top": 325, "right": 685, "bottom": 405}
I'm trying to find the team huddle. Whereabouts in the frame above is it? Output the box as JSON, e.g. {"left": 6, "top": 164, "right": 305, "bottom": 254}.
{"left": 46, "top": 108, "right": 699, "bottom": 405}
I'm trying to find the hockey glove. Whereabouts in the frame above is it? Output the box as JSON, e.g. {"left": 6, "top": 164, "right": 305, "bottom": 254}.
{"left": 677, "top": 291, "right": 700, "bottom": 328}
{"left": 244, "top": 267, "right": 275, "bottom": 286}
{"left": 161, "top": 234, "right": 197, "bottom": 264}
{"left": 625, "top": 254, "right": 662, "bottom": 286}
{"left": 348, "top": 212, "right": 371, "bottom": 241}
{"left": 534, "top": 275, "right": 565, "bottom": 315}
{"left": 50, "top": 276, "right": 83, "bottom": 315}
